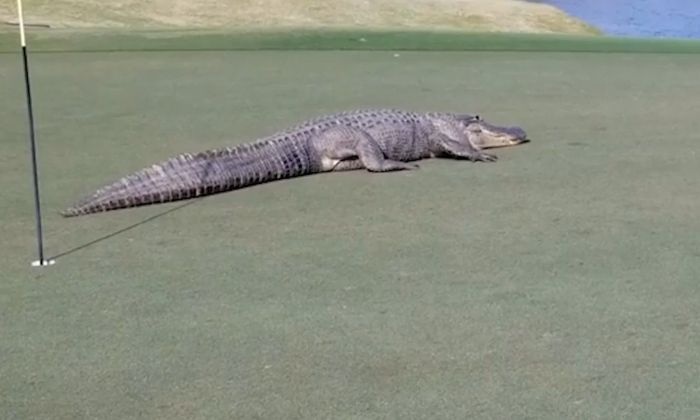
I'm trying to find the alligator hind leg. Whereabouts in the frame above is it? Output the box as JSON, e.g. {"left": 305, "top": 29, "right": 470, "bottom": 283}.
{"left": 310, "top": 126, "right": 418, "bottom": 172}
{"left": 331, "top": 158, "right": 365, "bottom": 172}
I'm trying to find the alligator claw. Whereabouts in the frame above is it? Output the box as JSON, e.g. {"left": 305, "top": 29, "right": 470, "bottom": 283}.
{"left": 474, "top": 152, "right": 497, "bottom": 162}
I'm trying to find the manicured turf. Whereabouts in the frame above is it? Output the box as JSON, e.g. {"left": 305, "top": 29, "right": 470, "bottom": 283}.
{"left": 1, "top": 34, "right": 699, "bottom": 418}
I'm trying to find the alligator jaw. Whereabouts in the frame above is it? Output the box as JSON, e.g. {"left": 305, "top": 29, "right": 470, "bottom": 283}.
{"left": 476, "top": 123, "right": 529, "bottom": 149}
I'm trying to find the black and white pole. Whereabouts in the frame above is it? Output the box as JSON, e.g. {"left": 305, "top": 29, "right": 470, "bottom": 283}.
{"left": 17, "top": 0, "right": 54, "bottom": 267}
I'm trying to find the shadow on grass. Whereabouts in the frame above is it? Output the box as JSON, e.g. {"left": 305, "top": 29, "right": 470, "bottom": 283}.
{"left": 50, "top": 200, "right": 198, "bottom": 260}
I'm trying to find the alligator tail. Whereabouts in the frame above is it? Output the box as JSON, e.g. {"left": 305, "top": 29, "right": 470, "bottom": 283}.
{"left": 61, "top": 136, "right": 313, "bottom": 217}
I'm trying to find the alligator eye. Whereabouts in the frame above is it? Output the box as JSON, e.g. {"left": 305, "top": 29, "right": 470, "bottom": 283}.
{"left": 475, "top": 115, "right": 481, "bottom": 121}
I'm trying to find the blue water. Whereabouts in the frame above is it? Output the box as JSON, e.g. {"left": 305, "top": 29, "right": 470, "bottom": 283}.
{"left": 531, "top": 0, "right": 700, "bottom": 39}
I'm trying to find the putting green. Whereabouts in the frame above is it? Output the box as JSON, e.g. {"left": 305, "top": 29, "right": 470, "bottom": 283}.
{"left": 1, "top": 34, "right": 699, "bottom": 419}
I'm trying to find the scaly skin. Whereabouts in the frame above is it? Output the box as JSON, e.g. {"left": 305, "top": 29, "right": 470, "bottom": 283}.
{"left": 61, "top": 108, "right": 528, "bottom": 217}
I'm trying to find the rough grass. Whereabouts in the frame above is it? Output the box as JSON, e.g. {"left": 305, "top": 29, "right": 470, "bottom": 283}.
{"left": 0, "top": 0, "right": 601, "bottom": 35}
{"left": 3, "top": 29, "right": 700, "bottom": 55}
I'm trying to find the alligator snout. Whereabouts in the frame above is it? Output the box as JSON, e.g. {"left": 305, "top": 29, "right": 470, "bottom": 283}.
{"left": 508, "top": 126, "right": 529, "bottom": 143}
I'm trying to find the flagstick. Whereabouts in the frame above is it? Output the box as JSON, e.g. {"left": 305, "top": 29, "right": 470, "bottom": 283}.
{"left": 17, "top": 0, "right": 54, "bottom": 267}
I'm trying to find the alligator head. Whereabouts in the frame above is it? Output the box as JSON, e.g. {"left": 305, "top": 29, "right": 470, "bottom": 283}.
{"left": 459, "top": 114, "right": 529, "bottom": 149}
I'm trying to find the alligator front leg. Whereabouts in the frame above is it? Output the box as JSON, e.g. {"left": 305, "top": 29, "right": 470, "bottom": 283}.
{"left": 428, "top": 117, "right": 497, "bottom": 162}
{"left": 437, "top": 138, "right": 497, "bottom": 162}
{"left": 311, "top": 126, "right": 419, "bottom": 172}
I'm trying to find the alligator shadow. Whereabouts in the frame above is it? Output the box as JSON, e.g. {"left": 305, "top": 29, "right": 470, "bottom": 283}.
{"left": 49, "top": 200, "right": 198, "bottom": 261}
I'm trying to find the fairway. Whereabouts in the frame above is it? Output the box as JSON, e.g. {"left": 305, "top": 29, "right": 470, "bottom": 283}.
{"left": 2, "top": 40, "right": 700, "bottom": 418}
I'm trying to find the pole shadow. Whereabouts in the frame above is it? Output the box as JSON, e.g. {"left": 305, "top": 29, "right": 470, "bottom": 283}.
{"left": 49, "top": 200, "right": 198, "bottom": 261}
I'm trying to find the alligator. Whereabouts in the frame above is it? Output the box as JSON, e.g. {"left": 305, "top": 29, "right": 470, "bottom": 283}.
{"left": 61, "top": 108, "right": 528, "bottom": 217}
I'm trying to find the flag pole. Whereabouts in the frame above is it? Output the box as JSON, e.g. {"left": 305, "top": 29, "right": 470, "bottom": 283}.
{"left": 17, "top": 0, "right": 54, "bottom": 267}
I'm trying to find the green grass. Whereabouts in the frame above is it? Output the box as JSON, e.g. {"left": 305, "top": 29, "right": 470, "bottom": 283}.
{"left": 2, "top": 28, "right": 700, "bottom": 53}
{"left": 1, "top": 35, "right": 700, "bottom": 419}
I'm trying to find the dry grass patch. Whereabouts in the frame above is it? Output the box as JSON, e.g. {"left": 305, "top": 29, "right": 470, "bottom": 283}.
{"left": 0, "top": 0, "right": 600, "bottom": 35}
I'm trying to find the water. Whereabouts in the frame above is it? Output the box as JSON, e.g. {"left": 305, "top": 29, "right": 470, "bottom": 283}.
{"left": 531, "top": 0, "right": 700, "bottom": 39}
